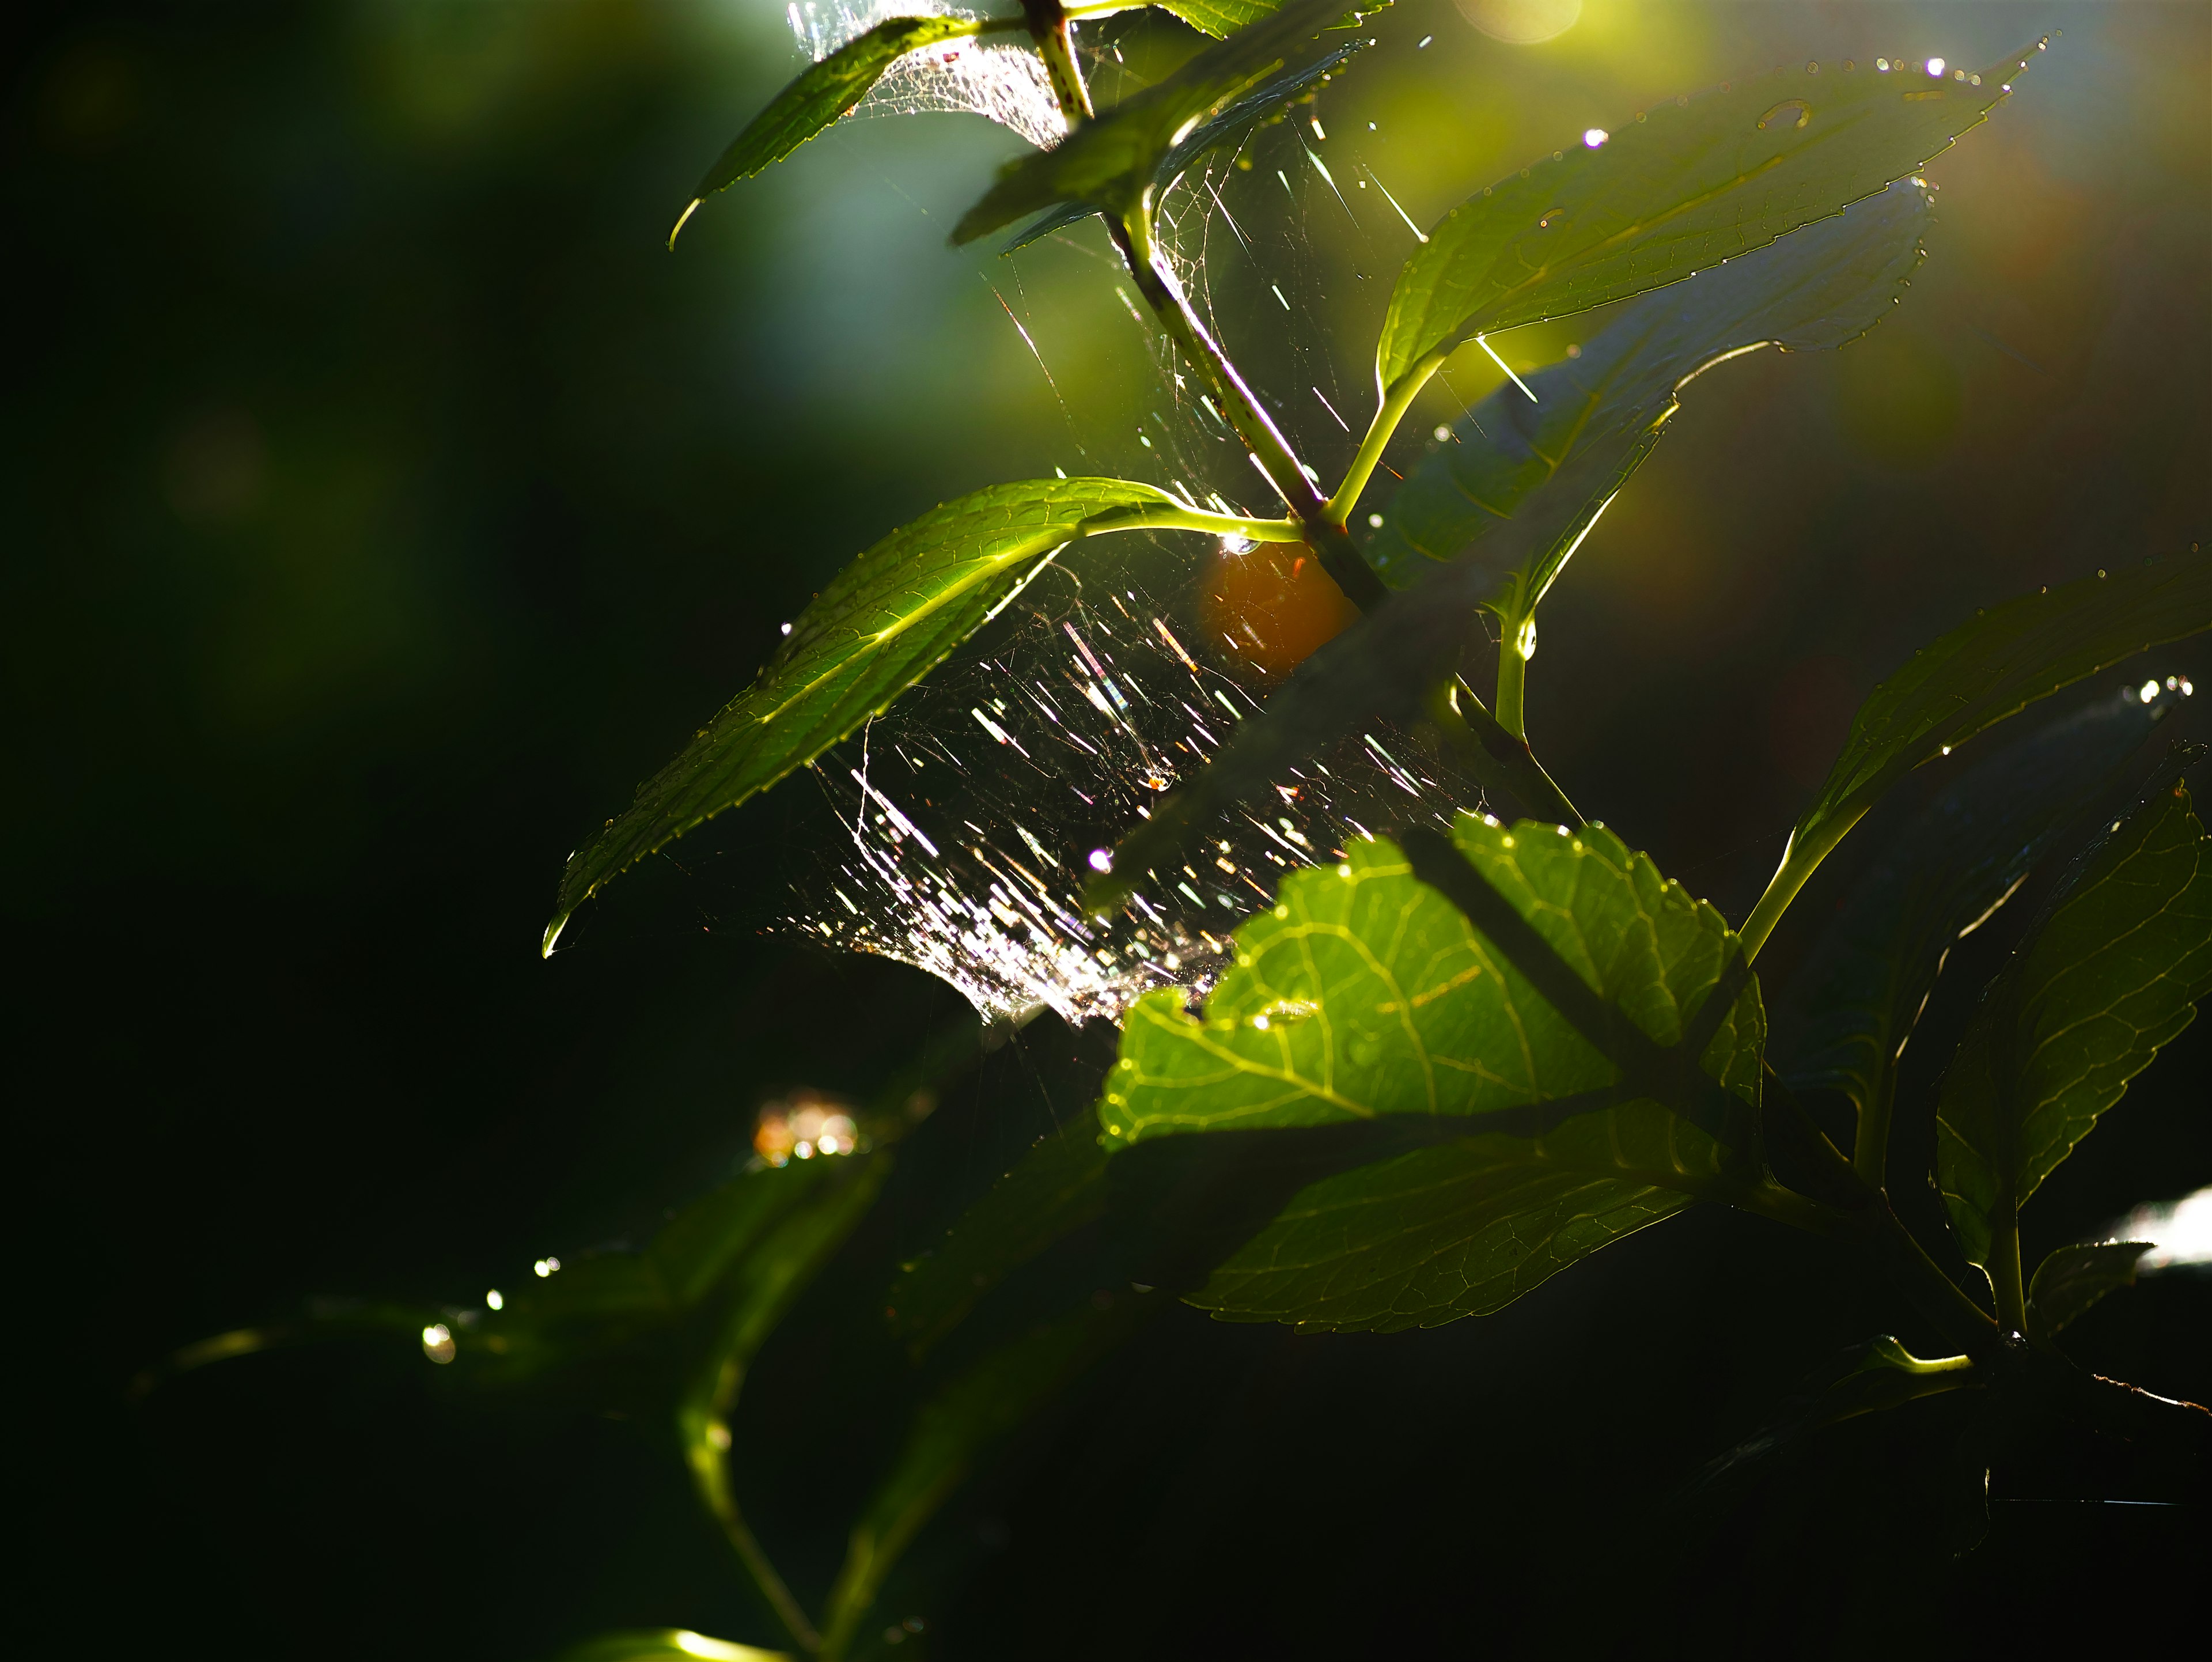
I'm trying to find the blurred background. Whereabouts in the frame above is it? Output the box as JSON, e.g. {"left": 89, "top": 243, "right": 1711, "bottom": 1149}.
{"left": 9, "top": 1, "right": 2207, "bottom": 1656}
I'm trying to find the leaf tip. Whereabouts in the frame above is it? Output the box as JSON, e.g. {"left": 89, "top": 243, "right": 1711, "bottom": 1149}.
{"left": 542, "top": 913, "right": 569, "bottom": 959}
{"left": 668, "top": 198, "right": 702, "bottom": 250}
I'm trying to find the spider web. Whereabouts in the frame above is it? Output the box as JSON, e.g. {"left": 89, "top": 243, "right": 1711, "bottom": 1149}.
{"left": 765, "top": 21, "right": 1488, "bottom": 1025}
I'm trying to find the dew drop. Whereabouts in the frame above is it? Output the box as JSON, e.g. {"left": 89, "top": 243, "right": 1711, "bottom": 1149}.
{"left": 1926, "top": 56, "right": 1946, "bottom": 76}
{"left": 485, "top": 1289, "right": 504, "bottom": 1311}
{"left": 1087, "top": 847, "right": 1113, "bottom": 873}
{"left": 1433, "top": 424, "right": 1452, "bottom": 442}
{"left": 1877, "top": 58, "right": 1890, "bottom": 71}
{"left": 1538, "top": 206, "right": 1567, "bottom": 228}
{"left": 422, "top": 1324, "right": 457, "bottom": 1365}
{"left": 1805, "top": 61, "right": 1819, "bottom": 73}
{"left": 1368, "top": 513, "right": 1385, "bottom": 528}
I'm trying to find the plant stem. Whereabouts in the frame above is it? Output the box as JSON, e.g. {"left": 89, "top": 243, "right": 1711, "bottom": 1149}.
{"left": 1020, "top": 0, "right": 1094, "bottom": 121}
{"left": 1495, "top": 627, "right": 1528, "bottom": 741}
{"left": 1327, "top": 354, "right": 1442, "bottom": 521}
{"left": 1426, "top": 680, "right": 1584, "bottom": 829}
{"left": 1737, "top": 800, "right": 1870, "bottom": 961}
{"left": 1114, "top": 211, "right": 1385, "bottom": 608}
{"left": 1852, "top": 1073, "right": 1893, "bottom": 1188}
{"left": 683, "top": 1403, "right": 823, "bottom": 1653}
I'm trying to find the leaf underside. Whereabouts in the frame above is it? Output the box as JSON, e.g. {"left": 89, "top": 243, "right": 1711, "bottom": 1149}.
{"left": 547, "top": 476, "right": 1174, "bottom": 949}
{"left": 955, "top": 0, "right": 1360, "bottom": 244}
{"left": 1377, "top": 39, "right": 2046, "bottom": 388}
{"left": 2025, "top": 1240, "right": 2152, "bottom": 1345}
{"left": 1097, "top": 815, "right": 1762, "bottom": 1331}
{"left": 1793, "top": 552, "right": 2212, "bottom": 862}
{"left": 1365, "top": 179, "right": 1931, "bottom": 599}
{"left": 1937, "top": 754, "right": 2212, "bottom": 1269}
{"left": 1780, "top": 690, "right": 2170, "bottom": 1120}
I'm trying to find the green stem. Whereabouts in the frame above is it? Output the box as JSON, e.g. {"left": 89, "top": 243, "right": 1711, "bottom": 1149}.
{"left": 1737, "top": 800, "right": 1870, "bottom": 961}
{"left": 1020, "top": 0, "right": 1094, "bottom": 122}
{"left": 682, "top": 1396, "right": 823, "bottom": 1653}
{"left": 1426, "top": 679, "right": 1583, "bottom": 830}
{"left": 1114, "top": 210, "right": 1385, "bottom": 608}
{"left": 1852, "top": 1072, "right": 1894, "bottom": 1189}
{"left": 1326, "top": 355, "right": 1442, "bottom": 522}
{"left": 1495, "top": 626, "right": 1528, "bottom": 741}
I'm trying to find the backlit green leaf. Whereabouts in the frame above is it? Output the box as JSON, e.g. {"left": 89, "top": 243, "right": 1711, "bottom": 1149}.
{"left": 1689, "top": 1335, "right": 1975, "bottom": 1492}
{"left": 1781, "top": 691, "right": 2170, "bottom": 1127}
{"left": 1788, "top": 558, "right": 2212, "bottom": 892}
{"left": 672, "top": 16, "right": 980, "bottom": 244}
{"left": 953, "top": 0, "right": 1357, "bottom": 244}
{"left": 1376, "top": 40, "right": 2046, "bottom": 392}
{"left": 1365, "top": 179, "right": 1930, "bottom": 596}
{"left": 1154, "top": 0, "right": 1293, "bottom": 37}
{"left": 819, "top": 1301, "right": 1142, "bottom": 1657}
{"left": 1096, "top": 816, "right": 1766, "bottom": 1330}
{"left": 1936, "top": 749, "right": 2212, "bottom": 1270}
{"left": 547, "top": 477, "right": 1175, "bottom": 951}
{"left": 2026, "top": 1240, "right": 2153, "bottom": 1346}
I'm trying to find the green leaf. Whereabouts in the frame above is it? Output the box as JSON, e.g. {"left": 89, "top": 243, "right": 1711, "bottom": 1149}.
{"left": 547, "top": 476, "right": 1175, "bottom": 951}
{"left": 1376, "top": 40, "right": 2047, "bottom": 392}
{"left": 1690, "top": 1336, "right": 1976, "bottom": 1491}
{"left": 1781, "top": 691, "right": 2171, "bottom": 1127}
{"left": 556, "top": 1632, "right": 793, "bottom": 1662}
{"left": 1936, "top": 748, "right": 2212, "bottom": 1273}
{"left": 1787, "top": 554, "right": 2212, "bottom": 879}
{"left": 1154, "top": 0, "right": 1293, "bottom": 37}
{"left": 2026, "top": 1240, "right": 2153, "bottom": 1346}
{"left": 1096, "top": 815, "right": 1767, "bottom": 1331}
{"left": 672, "top": 15, "right": 981, "bottom": 244}
{"left": 1365, "top": 179, "right": 1930, "bottom": 596}
{"left": 820, "top": 1302, "right": 1142, "bottom": 1657}
{"left": 888, "top": 1114, "right": 1109, "bottom": 1357}
{"left": 953, "top": 0, "right": 1359, "bottom": 244}
{"left": 998, "top": 37, "right": 1368, "bottom": 255}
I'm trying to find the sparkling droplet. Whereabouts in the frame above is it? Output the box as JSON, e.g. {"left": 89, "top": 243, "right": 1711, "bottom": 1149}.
{"left": 485, "top": 1289, "right": 504, "bottom": 1311}
{"left": 422, "top": 1324, "right": 456, "bottom": 1364}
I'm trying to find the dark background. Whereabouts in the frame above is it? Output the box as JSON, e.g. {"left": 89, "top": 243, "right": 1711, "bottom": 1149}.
{"left": 10, "top": 2, "right": 2209, "bottom": 1657}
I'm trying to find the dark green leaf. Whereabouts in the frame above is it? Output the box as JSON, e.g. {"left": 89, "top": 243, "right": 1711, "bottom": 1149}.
{"left": 547, "top": 477, "right": 1175, "bottom": 951}
{"left": 819, "top": 1301, "right": 1143, "bottom": 1657}
{"left": 1377, "top": 40, "right": 2047, "bottom": 390}
{"left": 1096, "top": 816, "right": 1768, "bottom": 1330}
{"left": 673, "top": 16, "right": 980, "bottom": 244}
{"left": 1689, "top": 1336, "right": 1976, "bottom": 1493}
{"left": 1936, "top": 748, "right": 2212, "bottom": 1271}
{"left": 1365, "top": 179, "right": 1930, "bottom": 596}
{"left": 888, "top": 1114, "right": 1109, "bottom": 1357}
{"left": 1781, "top": 691, "right": 2172, "bottom": 1126}
{"left": 953, "top": 0, "right": 1358, "bottom": 244}
{"left": 2027, "top": 1240, "right": 2153, "bottom": 1346}
{"left": 556, "top": 1631, "right": 793, "bottom": 1662}
{"left": 1787, "top": 554, "right": 2212, "bottom": 877}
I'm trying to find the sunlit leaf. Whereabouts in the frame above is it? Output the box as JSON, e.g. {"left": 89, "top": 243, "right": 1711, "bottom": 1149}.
{"left": 1154, "top": 0, "right": 1293, "bottom": 37}
{"left": 1936, "top": 747, "right": 2212, "bottom": 1272}
{"left": 1365, "top": 179, "right": 1930, "bottom": 597}
{"left": 1688, "top": 1335, "right": 1975, "bottom": 1493}
{"left": 954, "top": 0, "right": 1359, "bottom": 244}
{"left": 557, "top": 1631, "right": 793, "bottom": 1662}
{"left": 548, "top": 477, "right": 1176, "bottom": 951}
{"left": 1780, "top": 691, "right": 2172, "bottom": 1128}
{"left": 999, "top": 38, "right": 1367, "bottom": 255}
{"left": 672, "top": 15, "right": 980, "bottom": 244}
{"left": 819, "top": 1301, "right": 1143, "bottom": 1657}
{"left": 1376, "top": 40, "right": 2047, "bottom": 391}
{"left": 1787, "top": 554, "right": 2212, "bottom": 875}
{"left": 888, "top": 1114, "right": 1109, "bottom": 1357}
{"left": 1096, "top": 816, "right": 1767, "bottom": 1331}
{"left": 2026, "top": 1240, "right": 2153, "bottom": 1346}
